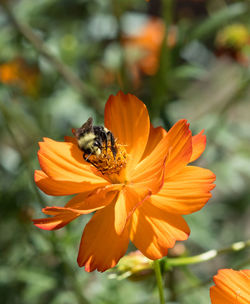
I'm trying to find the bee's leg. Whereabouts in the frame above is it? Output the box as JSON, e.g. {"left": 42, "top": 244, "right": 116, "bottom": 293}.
{"left": 94, "top": 126, "right": 108, "bottom": 152}
{"left": 103, "top": 132, "right": 108, "bottom": 152}
{"left": 83, "top": 151, "right": 94, "bottom": 164}
{"left": 84, "top": 152, "right": 92, "bottom": 162}
{"left": 99, "top": 127, "right": 108, "bottom": 152}
{"left": 108, "top": 132, "right": 117, "bottom": 158}
{"left": 83, "top": 152, "right": 101, "bottom": 171}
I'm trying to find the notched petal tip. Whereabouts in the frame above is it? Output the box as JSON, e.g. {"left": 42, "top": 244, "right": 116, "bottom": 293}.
{"left": 152, "top": 166, "right": 216, "bottom": 215}
{"left": 190, "top": 129, "right": 207, "bottom": 163}
{"left": 130, "top": 202, "right": 190, "bottom": 260}
{"left": 77, "top": 203, "right": 130, "bottom": 272}
{"left": 32, "top": 218, "right": 63, "bottom": 231}
{"left": 165, "top": 119, "right": 193, "bottom": 178}
{"left": 33, "top": 206, "right": 80, "bottom": 231}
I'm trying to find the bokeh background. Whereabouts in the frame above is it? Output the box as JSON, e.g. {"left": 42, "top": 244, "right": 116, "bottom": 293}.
{"left": 0, "top": 0, "right": 250, "bottom": 303}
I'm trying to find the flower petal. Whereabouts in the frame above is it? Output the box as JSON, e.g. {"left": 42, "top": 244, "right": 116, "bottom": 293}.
{"left": 190, "top": 130, "right": 206, "bottom": 163}
{"left": 114, "top": 185, "right": 151, "bottom": 235}
{"left": 141, "top": 124, "right": 167, "bottom": 160}
{"left": 104, "top": 91, "right": 150, "bottom": 170}
{"left": 210, "top": 286, "right": 237, "bottom": 304}
{"left": 33, "top": 207, "right": 80, "bottom": 230}
{"left": 77, "top": 201, "right": 130, "bottom": 272}
{"left": 33, "top": 184, "right": 121, "bottom": 230}
{"left": 38, "top": 138, "right": 109, "bottom": 188}
{"left": 64, "top": 135, "right": 77, "bottom": 144}
{"left": 35, "top": 170, "right": 101, "bottom": 196}
{"left": 131, "top": 132, "right": 169, "bottom": 194}
{"left": 165, "top": 119, "right": 192, "bottom": 178}
{"left": 210, "top": 269, "right": 250, "bottom": 304}
{"left": 130, "top": 201, "right": 190, "bottom": 260}
{"left": 151, "top": 166, "right": 216, "bottom": 214}
{"left": 65, "top": 184, "right": 121, "bottom": 212}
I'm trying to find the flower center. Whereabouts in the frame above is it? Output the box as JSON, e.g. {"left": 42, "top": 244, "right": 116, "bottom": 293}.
{"left": 88, "top": 142, "right": 127, "bottom": 176}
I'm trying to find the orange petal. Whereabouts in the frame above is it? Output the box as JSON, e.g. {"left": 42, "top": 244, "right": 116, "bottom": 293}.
{"left": 190, "top": 130, "right": 206, "bottom": 163}
{"left": 210, "top": 269, "right": 250, "bottom": 304}
{"left": 65, "top": 184, "right": 121, "bottom": 213}
{"left": 151, "top": 166, "right": 216, "bottom": 214}
{"left": 77, "top": 201, "right": 130, "bottom": 272}
{"left": 64, "top": 135, "right": 77, "bottom": 145}
{"left": 210, "top": 287, "right": 235, "bottom": 304}
{"left": 141, "top": 124, "right": 167, "bottom": 160}
{"left": 165, "top": 119, "right": 192, "bottom": 178}
{"left": 113, "top": 185, "right": 151, "bottom": 235}
{"left": 104, "top": 91, "right": 150, "bottom": 170}
{"left": 33, "top": 207, "right": 80, "bottom": 230}
{"left": 33, "top": 184, "right": 121, "bottom": 230}
{"left": 35, "top": 170, "right": 101, "bottom": 196}
{"left": 131, "top": 132, "right": 169, "bottom": 194}
{"left": 130, "top": 200, "right": 190, "bottom": 260}
{"left": 38, "top": 138, "right": 108, "bottom": 187}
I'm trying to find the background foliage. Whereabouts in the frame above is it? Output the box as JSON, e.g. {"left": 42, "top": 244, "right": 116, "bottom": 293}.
{"left": 0, "top": 0, "right": 249, "bottom": 303}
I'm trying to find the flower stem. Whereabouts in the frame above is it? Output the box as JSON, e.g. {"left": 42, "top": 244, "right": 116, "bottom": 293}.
{"left": 163, "top": 240, "right": 250, "bottom": 269}
{"left": 154, "top": 260, "right": 165, "bottom": 304}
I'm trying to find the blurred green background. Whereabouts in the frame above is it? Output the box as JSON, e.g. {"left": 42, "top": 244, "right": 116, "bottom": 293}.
{"left": 0, "top": 0, "right": 249, "bottom": 303}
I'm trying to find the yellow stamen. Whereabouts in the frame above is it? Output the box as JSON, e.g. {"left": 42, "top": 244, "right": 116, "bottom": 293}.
{"left": 88, "top": 143, "right": 127, "bottom": 177}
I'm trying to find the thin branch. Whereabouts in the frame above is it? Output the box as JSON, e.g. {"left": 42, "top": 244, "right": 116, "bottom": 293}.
{"left": 0, "top": 1, "right": 102, "bottom": 114}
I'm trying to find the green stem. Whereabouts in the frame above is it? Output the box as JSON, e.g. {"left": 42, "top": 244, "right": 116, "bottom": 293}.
{"left": 163, "top": 240, "right": 250, "bottom": 269}
{"left": 151, "top": 0, "right": 174, "bottom": 119}
{"left": 154, "top": 260, "right": 165, "bottom": 304}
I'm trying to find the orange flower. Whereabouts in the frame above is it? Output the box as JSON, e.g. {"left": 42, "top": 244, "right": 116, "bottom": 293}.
{"left": 0, "top": 58, "right": 39, "bottom": 96}
{"left": 33, "top": 91, "right": 215, "bottom": 272}
{"left": 123, "top": 18, "right": 177, "bottom": 81}
{"left": 210, "top": 269, "right": 250, "bottom": 304}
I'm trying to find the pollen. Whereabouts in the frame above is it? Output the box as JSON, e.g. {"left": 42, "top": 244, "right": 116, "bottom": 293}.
{"left": 88, "top": 142, "right": 127, "bottom": 175}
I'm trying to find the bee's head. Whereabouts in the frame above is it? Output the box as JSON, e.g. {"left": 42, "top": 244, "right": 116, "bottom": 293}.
{"left": 72, "top": 117, "right": 93, "bottom": 139}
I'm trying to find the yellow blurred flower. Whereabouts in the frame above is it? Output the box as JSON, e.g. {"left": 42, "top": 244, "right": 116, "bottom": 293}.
{"left": 109, "top": 250, "right": 153, "bottom": 280}
{"left": 216, "top": 24, "right": 249, "bottom": 50}
{"left": 215, "top": 24, "right": 250, "bottom": 66}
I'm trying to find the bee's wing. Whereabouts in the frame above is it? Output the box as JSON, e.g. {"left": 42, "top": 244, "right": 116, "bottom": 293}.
{"left": 74, "top": 117, "right": 94, "bottom": 138}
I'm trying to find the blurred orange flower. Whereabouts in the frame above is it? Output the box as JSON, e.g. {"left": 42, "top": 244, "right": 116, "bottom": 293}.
{"left": 0, "top": 57, "right": 39, "bottom": 96}
{"left": 33, "top": 91, "right": 215, "bottom": 272}
{"left": 210, "top": 269, "right": 250, "bottom": 304}
{"left": 123, "top": 18, "right": 177, "bottom": 84}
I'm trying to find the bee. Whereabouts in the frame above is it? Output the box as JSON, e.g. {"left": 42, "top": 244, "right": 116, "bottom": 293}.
{"left": 73, "top": 117, "right": 117, "bottom": 164}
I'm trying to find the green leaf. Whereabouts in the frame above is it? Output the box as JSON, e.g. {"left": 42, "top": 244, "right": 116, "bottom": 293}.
{"left": 190, "top": 3, "right": 248, "bottom": 40}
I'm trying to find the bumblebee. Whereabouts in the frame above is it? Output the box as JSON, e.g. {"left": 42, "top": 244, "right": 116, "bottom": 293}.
{"left": 73, "top": 117, "right": 117, "bottom": 163}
